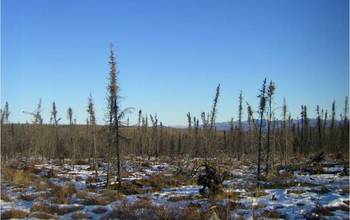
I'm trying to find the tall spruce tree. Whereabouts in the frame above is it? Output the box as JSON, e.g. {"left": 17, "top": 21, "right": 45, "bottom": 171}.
{"left": 106, "top": 44, "right": 121, "bottom": 187}
{"left": 87, "top": 94, "right": 98, "bottom": 176}
{"left": 237, "top": 91, "right": 243, "bottom": 160}
{"left": 265, "top": 80, "right": 275, "bottom": 176}
{"left": 257, "top": 78, "right": 267, "bottom": 181}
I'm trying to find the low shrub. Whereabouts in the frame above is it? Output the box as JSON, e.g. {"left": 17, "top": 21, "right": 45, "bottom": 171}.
{"left": 13, "top": 170, "right": 32, "bottom": 186}
{"left": 100, "top": 189, "right": 125, "bottom": 203}
{"left": 76, "top": 190, "right": 108, "bottom": 205}
{"left": 111, "top": 199, "right": 173, "bottom": 220}
{"left": 34, "top": 180, "right": 49, "bottom": 191}
{"left": 29, "top": 211, "right": 58, "bottom": 219}
{"left": 1, "top": 191, "right": 11, "bottom": 202}
{"left": 0, "top": 209, "right": 29, "bottom": 219}
{"left": 260, "top": 209, "right": 285, "bottom": 218}
{"left": 92, "top": 206, "right": 108, "bottom": 214}
{"left": 177, "top": 207, "right": 203, "bottom": 220}
{"left": 51, "top": 183, "right": 77, "bottom": 204}
{"left": 70, "top": 211, "right": 92, "bottom": 219}
{"left": 136, "top": 174, "right": 180, "bottom": 191}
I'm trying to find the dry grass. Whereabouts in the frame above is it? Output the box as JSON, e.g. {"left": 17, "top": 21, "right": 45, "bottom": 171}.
{"left": 34, "top": 180, "right": 49, "bottom": 191}
{"left": 109, "top": 199, "right": 174, "bottom": 220}
{"left": 20, "top": 191, "right": 50, "bottom": 201}
{"left": 19, "top": 193, "right": 38, "bottom": 201}
{"left": 253, "top": 188, "right": 269, "bottom": 197}
{"left": 136, "top": 173, "right": 180, "bottom": 191}
{"left": 2, "top": 166, "right": 34, "bottom": 187}
{"left": 75, "top": 160, "right": 89, "bottom": 165}
{"left": 70, "top": 211, "right": 92, "bottom": 219}
{"left": 51, "top": 183, "right": 77, "bottom": 204}
{"left": 177, "top": 207, "right": 206, "bottom": 220}
{"left": 76, "top": 190, "right": 109, "bottom": 205}
{"left": 314, "top": 205, "right": 335, "bottom": 216}
{"left": 92, "top": 206, "right": 109, "bottom": 214}
{"left": 29, "top": 211, "right": 58, "bottom": 219}
{"left": 1, "top": 191, "right": 11, "bottom": 202}
{"left": 210, "top": 190, "right": 241, "bottom": 201}
{"left": 31, "top": 202, "right": 83, "bottom": 215}
{"left": 31, "top": 202, "right": 54, "bottom": 213}
{"left": 121, "top": 170, "right": 132, "bottom": 178}
{"left": 118, "top": 181, "right": 146, "bottom": 195}
{"left": 287, "top": 189, "right": 305, "bottom": 195}
{"left": 13, "top": 170, "right": 33, "bottom": 186}
{"left": 259, "top": 209, "right": 285, "bottom": 218}
{"left": 0, "top": 209, "right": 29, "bottom": 219}
{"left": 1, "top": 166, "right": 16, "bottom": 181}
{"left": 167, "top": 194, "right": 196, "bottom": 202}
{"left": 100, "top": 189, "right": 125, "bottom": 203}
{"left": 217, "top": 201, "right": 243, "bottom": 220}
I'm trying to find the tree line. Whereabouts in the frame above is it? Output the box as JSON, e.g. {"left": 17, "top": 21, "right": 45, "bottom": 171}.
{"left": 1, "top": 46, "right": 348, "bottom": 185}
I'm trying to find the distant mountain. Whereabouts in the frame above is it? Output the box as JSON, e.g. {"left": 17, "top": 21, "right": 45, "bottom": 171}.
{"left": 214, "top": 119, "right": 342, "bottom": 131}
{"left": 173, "top": 119, "right": 343, "bottom": 131}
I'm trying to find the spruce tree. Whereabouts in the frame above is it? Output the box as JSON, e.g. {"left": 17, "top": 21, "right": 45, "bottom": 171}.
{"left": 330, "top": 101, "right": 336, "bottom": 152}
{"left": 257, "top": 78, "right": 267, "bottom": 181}
{"left": 265, "top": 80, "right": 275, "bottom": 176}
{"left": 106, "top": 44, "right": 121, "bottom": 187}
{"left": 87, "top": 94, "right": 97, "bottom": 176}
{"left": 237, "top": 91, "right": 243, "bottom": 160}
{"left": 282, "top": 98, "right": 288, "bottom": 165}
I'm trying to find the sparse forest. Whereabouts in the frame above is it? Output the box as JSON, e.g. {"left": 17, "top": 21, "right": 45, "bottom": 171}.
{"left": 1, "top": 46, "right": 349, "bottom": 219}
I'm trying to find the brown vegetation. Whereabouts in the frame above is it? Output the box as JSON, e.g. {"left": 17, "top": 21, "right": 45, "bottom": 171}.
{"left": 0, "top": 209, "right": 29, "bottom": 219}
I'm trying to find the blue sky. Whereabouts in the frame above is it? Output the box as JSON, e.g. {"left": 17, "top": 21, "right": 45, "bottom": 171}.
{"left": 2, "top": 0, "right": 349, "bottom": 125}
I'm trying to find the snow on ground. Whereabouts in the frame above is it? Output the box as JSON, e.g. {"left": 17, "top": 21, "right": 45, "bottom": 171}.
{"left": 1, "top": 158, "right": 349, "bottom": 219}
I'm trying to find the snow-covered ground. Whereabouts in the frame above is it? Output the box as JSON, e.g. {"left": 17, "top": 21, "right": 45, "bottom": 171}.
{"left": 1, "top": 158, "right": 349, "bottom": 219}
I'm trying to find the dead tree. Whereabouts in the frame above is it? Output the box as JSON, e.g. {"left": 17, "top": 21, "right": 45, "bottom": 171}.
{"left": 150, "top": 114, "right": 159, "bottom": 157}
{"left": 22, "top": 99, "right": 44, "bottom": 160}
{"left": 50, "top": 102, "right": 62, "bottom": 162}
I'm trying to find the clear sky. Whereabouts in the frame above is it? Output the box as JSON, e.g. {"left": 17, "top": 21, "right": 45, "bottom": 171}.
{"left": 2, "top": 0, "right": 349, "bottom": 125}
